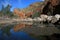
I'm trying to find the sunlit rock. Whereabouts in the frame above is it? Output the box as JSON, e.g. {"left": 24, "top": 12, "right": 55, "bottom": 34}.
{"left": 40, "top": 14, "right": 48, "bottom": 21}
{"left": 14, "top": 9, "right": 26, "bottom": 19}
{"left": 47, "top": 16, "right": 53, "bottom": 21}
{"left": 55, "top": 14, "right": 60, "bottom": 20}
{"left": 33, "top": 18, "right": 37, "bottom": 21}
{"left": 51, "top": 16, "right": 57, "bottom": 23}
{"left": 36, "top": 17, "right": 43, "bottom": 21}
{"left": 27, "top": 18, "right": 33, "bottom": 21}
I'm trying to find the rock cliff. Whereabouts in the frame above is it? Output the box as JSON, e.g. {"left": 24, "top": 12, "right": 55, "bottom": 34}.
{"left": 42, "top": 0, "right": 60, "bottom": 15}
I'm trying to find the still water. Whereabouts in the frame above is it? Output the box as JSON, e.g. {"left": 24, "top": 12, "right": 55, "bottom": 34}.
{"left": 0, "top": 22, "right": 36, "bottom": 40}
{"left": 0, "top": 22, "right": 60, "bottom": 40}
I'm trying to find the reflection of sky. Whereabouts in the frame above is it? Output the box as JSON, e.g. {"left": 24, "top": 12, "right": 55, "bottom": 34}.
{"left": 0, "top": 29, "right": 35, "bottom": 40}
{"left": 10, "top": 29, "right": 35, "bottom": 40}
{"left": 0, "top": 0, "right": 44, "bottom": 11}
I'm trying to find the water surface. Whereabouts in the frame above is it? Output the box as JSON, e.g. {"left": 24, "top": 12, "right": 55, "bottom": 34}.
{"left": 0, "top": 22, "right": 60, "bottom": 40}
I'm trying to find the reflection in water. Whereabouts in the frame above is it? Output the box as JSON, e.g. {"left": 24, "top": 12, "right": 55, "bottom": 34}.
{"left": 13, "top": 22, "right": 60, "bottom": 35}
{"left": 14, "top": 23, "right": 25, "bottom": 32}
{"left": 0, "top": 23, "right": 35, "bottom": 40}
{"left": 1, "top": 25, "right": 14, "bottom": 36}
{"left": 13, "top": 22, "right": 32, "bottom": 32}
{"left": 0, "top": 22, "right": 60, "bottom": 40}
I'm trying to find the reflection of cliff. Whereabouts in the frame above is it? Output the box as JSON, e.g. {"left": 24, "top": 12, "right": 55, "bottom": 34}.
{"left": 13, "top": 23, "right": 32, "bottom": 32}
{"left": 13, "top": 23, "right": 60, "bottom": 35}
{"left": 14, "top": 23, "right": 25, "bottom": 32}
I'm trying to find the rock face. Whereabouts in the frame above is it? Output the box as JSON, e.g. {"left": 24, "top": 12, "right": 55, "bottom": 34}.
{"left": 42, "top": 0, "right": 60, "bottom": 16}
{"left": 13, "top": 2, "right": 44, "bottom": 18}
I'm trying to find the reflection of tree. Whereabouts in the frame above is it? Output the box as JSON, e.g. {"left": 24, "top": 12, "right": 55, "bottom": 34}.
{"left": 1, "top": 25, "right": 14, "bottom": 36}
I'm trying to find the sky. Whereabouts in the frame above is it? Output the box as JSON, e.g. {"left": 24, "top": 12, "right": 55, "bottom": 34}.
{"left": 0, "top": 0, "right": 44, "bottom": 11}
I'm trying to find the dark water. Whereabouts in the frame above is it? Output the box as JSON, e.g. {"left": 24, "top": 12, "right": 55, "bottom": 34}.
{"left": 0, "top": 23, "right": 36, "bottom": 40}
{"left": 0, "top": 22, "right": 60, "bottom": 40}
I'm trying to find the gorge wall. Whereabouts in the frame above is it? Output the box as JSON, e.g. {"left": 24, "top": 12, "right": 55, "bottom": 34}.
{"left": 42, "top": 0, "right": 60, "bottom": 15}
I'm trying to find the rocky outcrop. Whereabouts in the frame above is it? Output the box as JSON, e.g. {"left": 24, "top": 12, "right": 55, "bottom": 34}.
{"left": 41, "top": 0, "right": 60, "bottom": 16}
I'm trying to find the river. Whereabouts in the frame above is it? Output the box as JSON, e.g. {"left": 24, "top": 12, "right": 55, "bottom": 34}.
{"left": 0, "top": 22, "right": 60, "bottom": 40}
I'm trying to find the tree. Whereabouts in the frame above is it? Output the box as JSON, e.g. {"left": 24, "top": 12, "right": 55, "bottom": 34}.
{"left": 5, "top": 4, "right": 11, "bottom": 16}
{"left": 0, "top": 4, "right": 15, "bottom": 17}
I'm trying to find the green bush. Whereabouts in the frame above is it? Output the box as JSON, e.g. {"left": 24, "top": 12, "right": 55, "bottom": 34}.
{"left": 32, "top": 12, "right": 41, "bottom": 18}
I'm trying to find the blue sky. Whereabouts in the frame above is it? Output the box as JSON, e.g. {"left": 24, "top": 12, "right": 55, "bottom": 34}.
{"left": 0, "top": 0, "right": 44, "bottom": 11}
